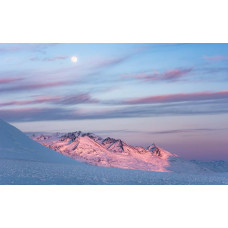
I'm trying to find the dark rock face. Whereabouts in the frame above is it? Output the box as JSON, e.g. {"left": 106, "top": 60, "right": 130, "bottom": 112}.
{"left": 101, "top": 138, "right": 125, "bottom": 153}
{"left": 147, "top": 144, "right": 162, "bottom": 157}
{"left": 108, "top": 140, "right": 124, "bottom": 153}
{"left": 61, "top": 131, "right": 103, "bottom": 142}
{"left": 102, "top": 137, "right": 117, "bottom": 146}
{"left": 36, "top": 135, "right": 51, "bottom": 140}
{"left": 61, "top": 132, "right": 81, "bottom": 141}
{"left": 82, "top": 133, "right": 103, "bottom": 142}
{"left": 152, "top": 147, "right": 161, "bottom": 157}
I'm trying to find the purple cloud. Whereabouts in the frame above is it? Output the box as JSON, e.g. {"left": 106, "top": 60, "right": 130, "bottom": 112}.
{"left": 1, "top": 92, "right": 228, "bottom": 123}
{"left": 0, "top": 81, "right": 71, "bottom": 93}
{"left": 54, "top": 94, "right": 99, "bottom": 105}
{"left": 122, "top": 90, "right": 228, "bottom": 105}
{"left": 0, "top": 107, "right": 70, "bottom": 122}
{"left": 124, "top": 68, "right": 193, "bottom": 82}
{"left": 0, "top": 96, "right": 59, "bottom": 107}
{"left": 1, "top": 96, "right": 228, "bottom": 122}
{"left": 0, "top": 93, "right": 99, "bottom": 107}
{"left": 0, "top": 77, "right": 24, "bottom": 84}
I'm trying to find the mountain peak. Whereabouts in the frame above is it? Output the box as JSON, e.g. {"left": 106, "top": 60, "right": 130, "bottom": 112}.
{"left": 147, "top": 144, "right": 165, "bottom": 157}
{"left": 61, "top": 132, "right": 82, "bottom": 141}
{"left": 102, "top": 137, "right": 116, "bottom": 146}
{"left": 107, "top": 139, "right": 124, "bottom": 153}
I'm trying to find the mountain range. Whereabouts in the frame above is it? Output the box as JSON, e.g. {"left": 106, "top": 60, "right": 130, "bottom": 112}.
{"left": 29, "top": 131, "right": 216, "bottom": 173}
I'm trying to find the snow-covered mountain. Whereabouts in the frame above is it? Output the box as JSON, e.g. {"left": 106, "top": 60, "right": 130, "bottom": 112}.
{"left": 29, "top": 131, "right": 210, "bottom": 173}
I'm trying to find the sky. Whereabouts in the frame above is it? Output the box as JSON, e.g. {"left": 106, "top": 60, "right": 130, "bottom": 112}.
{"left": 0, "top": 43, "right": 228, "bottom": 161}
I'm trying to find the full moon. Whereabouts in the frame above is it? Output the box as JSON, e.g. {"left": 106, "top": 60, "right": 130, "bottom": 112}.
{"left": 71, "top": 56, "right": 78, "bottom": 63}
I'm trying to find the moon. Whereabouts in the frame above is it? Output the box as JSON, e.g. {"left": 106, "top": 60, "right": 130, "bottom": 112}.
{"left": 71, "top": 56, "right": 78, "bottom": 63}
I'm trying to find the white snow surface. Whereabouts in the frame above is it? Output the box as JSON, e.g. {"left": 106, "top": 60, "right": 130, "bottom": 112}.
{"left": 0, "top": 119, "right": 75, "bottom": 164}
{"left": 1, "top": 159, "right": 228, "bottom": 185}
{"left": 1, "top": 119, "right": 228, "bottom": 185}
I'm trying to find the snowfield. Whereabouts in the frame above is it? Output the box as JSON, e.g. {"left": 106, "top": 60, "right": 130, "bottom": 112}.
{"left": 1, "top": 119, "right": 228, "bottom": 185}
{"left": 1, "top": 158, "right": 228, "bottom": 185}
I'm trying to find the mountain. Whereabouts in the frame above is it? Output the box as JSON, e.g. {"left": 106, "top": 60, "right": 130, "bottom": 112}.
{"left": 0, "top": 118, "right": 75, "bottom": 164}
{"left": 29, "top": 131, "right": 210, "bottom": 173}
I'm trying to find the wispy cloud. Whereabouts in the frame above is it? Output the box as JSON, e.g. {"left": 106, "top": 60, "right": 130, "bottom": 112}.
{"left": 93, "top": 128, "right": 226, "bottom": 136}
{"left": 0, "top": 43, "right": 57, "bottom": 54}
{"left": 90, "top": 48, "right": 145, "bottom": 71}
{"left": 30, "top": 56, "right": 68, "bottom": 62}
{"left": 148, "top": 128, "right": 224, "bottom": 134}
{"left": 204, "top": 55, "right": 228, "bottom": 62}
{"left": 93, "top": 55, "right": 129, "bottom": 69}
{"left": 0, "top": 93, "right": 99, "bottom": 107}
{"left": 0, "top": 107, "right": 70, "bottom": 122}
{"left": 54, "top": 94, "right": 99, "bottom": 105}
{"left": 123, "top": 68, "right": 193, "bottom": 82}
{"left": 1, "top": 96, "right": 228, "bottom": 122}
{"left": 0, "top": 81, "right": 70, "bottom": 93}
{"left": 0, "top": 96, "right": 59, "bottom": 107}
{"left": 0, "top": 45, "right": 22, "bottom": 53}
{"left": 0, "top": 77, "right": 24, "bottom": 84}
{"left": 121, "top": 90, "right": 228, "bottom": 105}
{"left": 197, "top": 67, "right": 228, "bottom": 75}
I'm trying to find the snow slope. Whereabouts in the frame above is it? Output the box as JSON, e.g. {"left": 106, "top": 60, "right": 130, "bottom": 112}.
{"left": 0, "top": 119, "right": 75, "bottom": 164}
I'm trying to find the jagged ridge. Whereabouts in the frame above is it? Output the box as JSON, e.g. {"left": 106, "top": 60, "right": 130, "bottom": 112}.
{"left": 29, "top": 131, "right": 180, "bottom": 172}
